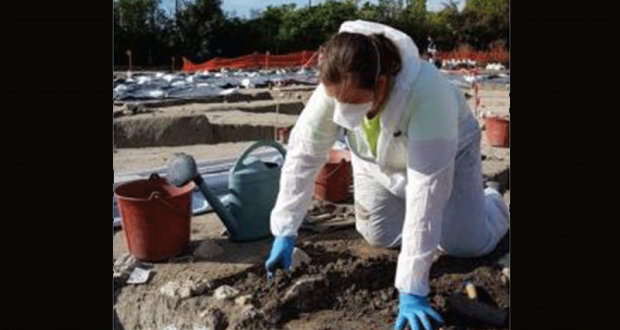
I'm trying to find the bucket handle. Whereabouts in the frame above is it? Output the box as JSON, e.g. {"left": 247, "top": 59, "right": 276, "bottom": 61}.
{"left": 231, "top": 140, "right": 287, "bottom": 173}
{"left": 323, "top": 160, "right": 348, "bottom": 179}
{"left": 149, "top": 190, "right": 192, "bottom": 219}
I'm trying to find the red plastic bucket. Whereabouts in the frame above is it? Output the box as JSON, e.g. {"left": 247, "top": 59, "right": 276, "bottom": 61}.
{"left": 314, "top": 150, "right": 352, "bottom": 202}
{"left": 114, "top": 174, "right": 194, "bottom": 262}
{"left": 485, "top": 116, "right": 510, "bottom": 147}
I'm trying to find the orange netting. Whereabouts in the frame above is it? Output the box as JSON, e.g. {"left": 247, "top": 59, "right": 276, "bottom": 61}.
{"left": 436, "top": 48, "right": 510, "bottom": 65}
{"left": 183, "top": 50, "right": 319, "bottom": 72}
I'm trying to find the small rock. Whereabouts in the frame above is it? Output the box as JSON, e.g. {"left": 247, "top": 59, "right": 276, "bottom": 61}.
{"left": 193, "top": 240, "right": 225, "bottom": 260}
{"left": 161, "top": 326, "right": 177, "bottom": 330}
{"left": 282, "top": 275, "right": 326, "bottom": 303}
{"left": 246, "top": 272, "right": 258, "bottom": 281}
{"left": 291, "top": 247, "right": 312, "bottom": 271}
{"left": 178, "top": 286, "right": 192, "bottom": 299}
{"left": 200, "top": 307, "right": 228, "bottom": 330}
{"left": 122, "top": 103, "right": 145, "bottom": 115}
{"left": 159, "top": 278, "right": 212, "bottom": 299}
{"left": 502, "top": 267, "right": 510, "bottom": 280}
{"left": 241, "top": 305, "right": 257, "bottom": 317}
{"left": 214, "top": 285, "right": 239, "bottom": 300}
{"left": 121, "top": 103, "right": 136, "bottom": 115}
{"left": 235, "top": 294, "right": 253, "bottom": 306}
{"left": 160, "top": 281, "right": 181, "bottom": 298}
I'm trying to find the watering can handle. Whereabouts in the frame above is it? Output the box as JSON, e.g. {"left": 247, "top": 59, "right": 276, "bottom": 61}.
{"left": 231, "top": 140, "right": 287, "bottom": 173}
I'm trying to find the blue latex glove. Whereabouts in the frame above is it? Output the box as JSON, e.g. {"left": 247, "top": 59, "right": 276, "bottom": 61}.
{"left": 265, "top": 236, "right": 296, "bottom": 279}
{"left": 394, "top": 293, "right": 444, "bottom": 330}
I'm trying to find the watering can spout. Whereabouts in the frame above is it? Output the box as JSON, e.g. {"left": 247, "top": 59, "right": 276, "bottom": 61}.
{"left": 166, "top": 153, "right": 241, "bottom": 238}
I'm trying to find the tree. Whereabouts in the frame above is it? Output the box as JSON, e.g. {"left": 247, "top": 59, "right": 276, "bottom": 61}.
{"left": 412, "top": 0, "right": 427, "bottom": 15}
{"left": 426, "top": 0, "right": 462, "bottom": 50}
{"left": 113, "top": 0, "right": 508, "bottom": 68}
{"left": 393, "top": 0, "right": 428, "bottom": 51}
{"left": 461, "top": 0, "right": 508, "bottom": 49}
{"left": 358, "top": 2, "right": 382, "bottom": 21}
{"left": 249, "top": 9, "right": 262, "bottom": 19}
{"left": 114, "top": 0, "right": 171, "bottom": 66}
{"left": 175, "top": 0, "right": 226, "bottom": 62}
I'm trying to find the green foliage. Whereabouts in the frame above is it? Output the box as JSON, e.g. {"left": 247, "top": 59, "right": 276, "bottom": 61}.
{"left": 114, "top": 0, "right": 509, "bottom": 67}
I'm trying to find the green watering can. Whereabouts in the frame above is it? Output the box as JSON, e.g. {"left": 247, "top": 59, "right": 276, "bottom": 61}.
{"left": 167, "top": 140, "right": 287, "bottom": 242}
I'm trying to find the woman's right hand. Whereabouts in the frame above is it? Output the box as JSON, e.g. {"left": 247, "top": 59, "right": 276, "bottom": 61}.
{"left": 265, "top": 236, "right": 296, "bottom": 280}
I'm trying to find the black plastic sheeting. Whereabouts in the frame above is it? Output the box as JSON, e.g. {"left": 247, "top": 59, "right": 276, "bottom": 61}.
{"left": 443, "top": 72, "right": 511, "bottom": 86}
{"left": 113, "top": 69, "right": 320, "bottom": 101}
{"left": 113, "top": 69, "right": 509, "bottom": 102}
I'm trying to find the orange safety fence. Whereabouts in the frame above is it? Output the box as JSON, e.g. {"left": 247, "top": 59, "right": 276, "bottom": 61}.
{"left": 436, "top": 48, "right": 509, "bottom": 65}
{"left": 183, "top": 50, "right": 319, "bottom": 72}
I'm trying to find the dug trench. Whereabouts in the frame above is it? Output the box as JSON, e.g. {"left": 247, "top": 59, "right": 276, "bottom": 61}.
{"left": 113, "top": 101, "right": 303, "bottom": 148}
{"left": 113, "top": 86, "right": 314, "bottom": 149}
{"left": 113, "top": 114, "right": 297, "bottom": 148}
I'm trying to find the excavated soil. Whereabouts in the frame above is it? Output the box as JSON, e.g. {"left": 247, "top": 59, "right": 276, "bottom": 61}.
{"left": 116, "top": 231, "right": 509, "bottom": 330}
{"left": 206, "top": 236, "right": 509, "bottom": 330}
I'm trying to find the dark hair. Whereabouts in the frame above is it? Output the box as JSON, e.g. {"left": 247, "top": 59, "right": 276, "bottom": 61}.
{"left": 319, "top": 32, "right": 401, "bottom": 90}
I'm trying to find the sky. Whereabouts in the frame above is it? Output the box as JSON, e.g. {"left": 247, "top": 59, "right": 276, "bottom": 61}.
{"left": 160, "top": 0, "right": 465, "bottom": 19}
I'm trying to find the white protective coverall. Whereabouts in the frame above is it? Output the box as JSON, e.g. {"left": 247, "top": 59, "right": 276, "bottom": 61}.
{"left": 270, "top": 20, "right": 509, "bottom": 297}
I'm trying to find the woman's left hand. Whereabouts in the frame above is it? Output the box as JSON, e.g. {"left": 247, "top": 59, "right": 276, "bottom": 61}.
{"left": 394, "top": 293, "right": 444, "bottom": 330}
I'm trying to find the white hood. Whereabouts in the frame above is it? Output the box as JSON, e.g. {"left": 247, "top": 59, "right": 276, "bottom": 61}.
{"left": 338, "top": 20, "right": 422, "bottom": 128}
{"left": 338, "top": 20, "right": 423, "bottom": 175}
{"left": 338, "top": 20, "right": 421, "bottom": 78}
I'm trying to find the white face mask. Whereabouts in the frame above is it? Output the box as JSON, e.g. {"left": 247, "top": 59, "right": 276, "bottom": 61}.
{"left": 330, "top": 34, "right": 383, "bottom": 130}
{"left": 333, "top": 101, "right": 372, "bottom": 130}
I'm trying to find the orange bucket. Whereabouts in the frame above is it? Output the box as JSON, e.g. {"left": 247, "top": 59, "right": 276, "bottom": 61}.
{"left": 114, "top": 174, "right": 194, "bottom": 262}
{"left": 485, "top": 116, "right": 510, "bottom": 148}
{"left": 314, "top": 150, "right": 352, "bottom": 202}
